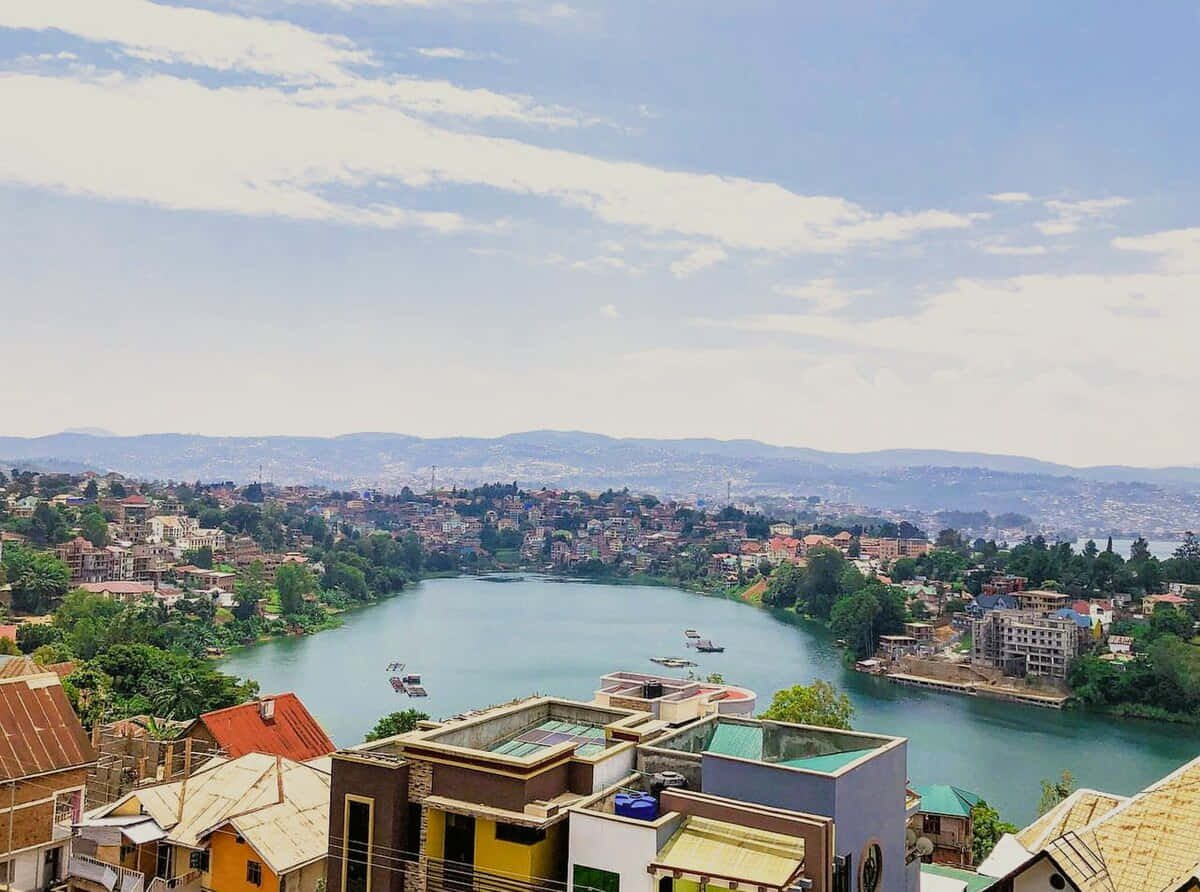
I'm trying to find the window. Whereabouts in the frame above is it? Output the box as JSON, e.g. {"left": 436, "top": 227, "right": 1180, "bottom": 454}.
{"left": 860, "top": 843, "right": 882, "bottom": 892}
{"left": 573, "top": 866, "right": 619, "bottom": 892}
{"left": 156, "top": 843, "right": 172, "bottom": 879}
{"left": 343, "top": 796, "right": 374, "bottom": 892}
{"left": 0, "top": 861, "right": 12, "bottom": 885}
{"left": 120, "top": 845, "right": 136, "bottom": 864}
{"left": 247, "top": 860, "right": 263, "bottom": 886}
{"left": 406, "top": 803, "right": 421, "bottom": 861}
{"left": 495, "top": 824, "right": 546, "bottom": 846}
{"left": 922, "top": 814, "right": 941, "bottom": 835}
{"left": 188, "top": 850, "right": 210, "bottom": 872}
{"left": 833, "top": 854, "right": 851, "bottom": 892}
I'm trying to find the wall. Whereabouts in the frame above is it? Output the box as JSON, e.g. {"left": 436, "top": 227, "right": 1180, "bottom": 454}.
{"left": 567, "top": 811, "right": 662, "bottom": 892}
{"left": 285, "top": 858, "right": 328, "bottom": 892}
{"left": 328, "top": 755, "right": 410, "bottom": 892}
{"left": 0, "top": 767, "right": 88, "bottom": 854}
{"left": 589, "top": 747, "right": 635, "bottom": 795}
{"left": 832, "top": 742, "right": 908, "bottom": 892}
{"left": 1010, "top": 855, "right": 1076, "bottom": 892}
{"left": 210, "top": 826, "right": 279, "bottom": 892}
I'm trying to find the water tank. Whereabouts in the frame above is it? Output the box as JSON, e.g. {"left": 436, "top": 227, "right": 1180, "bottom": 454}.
{"left": 614, "top": 793, "right": 659, "bottom": 821}
{"left": 650, "top": 771, "right": 688, "bottom": 800}
{"left": 642, "top": 681, "right": 665, "bottom": 700}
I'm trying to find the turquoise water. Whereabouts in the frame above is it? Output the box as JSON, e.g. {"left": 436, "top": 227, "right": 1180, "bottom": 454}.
{"left": 221, "top": 575, "right": 1199, "bottom": 825}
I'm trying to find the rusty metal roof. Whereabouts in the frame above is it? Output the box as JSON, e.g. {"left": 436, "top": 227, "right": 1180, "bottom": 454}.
{"left": 0, "top": 672, "right": 96, "bottom": 781}
{"left": 195, "top": 693, "right": 335, "bottom": 762}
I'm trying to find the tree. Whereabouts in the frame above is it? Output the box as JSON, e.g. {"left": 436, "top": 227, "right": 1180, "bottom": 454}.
{"left": 365, "top": 709, "right": 430, "bottom": 742}
{"left": 148, "top": 668, "right": 205, "bottom": 719}
{"left": 234, "top": 561, "right": 268, "bottom": 620}
{"left": 183, "top": 546, "right": 213, "bottom": 569}
{"left": 891, "top": 558, "right": 917, "bottom": 582}
{"left": 759, "top": 680, "right": 853, "bottom": 730}
{"left": 0, "top": 638, "right": 18, "bottom": 656}
{"left": 831, "top": 589, "right": 881, "bottom": 659}
{"left": 16, "top": 622, "right": 62, "bottom": 654}
{"left": 276, "top": 563, "right": 316, "bottom": 616}
{"left": 705, "top": 673, "right": 725, "bottom": 684}
{"left": 83, "top": 479, "right": 99, "bottom": 500}
{"left": 109, "top": 481, "right": 126, "bottom": 498}
{"left": 30, "top": 502, "right": 69, "bottom": 546}
{"left": 3, "top": 546, "right": 70, "bottom": 614}
{"left": 1037, "top": 770, "right": 1075, "bottom": 816}
{"left": 799, "top": 547, "right": 847, "bottom": 619}
{"left": 971, "top": 800, "right": 1018, "bottom": 864}
{"left": 1150, "top": 603, "right": 1194, "bottom": 640}
{"left": 80, "top": 510, "right": 110, "bottom": 548}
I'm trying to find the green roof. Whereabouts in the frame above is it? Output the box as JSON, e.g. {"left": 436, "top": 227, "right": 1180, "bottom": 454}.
{"left": 705, "top": 723, "right": 764, "bottom": 760}
{"left": 915, "top": 784, "right": 982, "bottom": 818}
{"left": 920, "top": 864, "right": 996, "bottom": 892}
{"left": 778, "top": 748, "right": 875, "bottom": 774}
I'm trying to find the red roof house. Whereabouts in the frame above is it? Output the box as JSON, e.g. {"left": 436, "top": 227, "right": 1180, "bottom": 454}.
{"left": 185, "top": 692, "right": 336, "bottom": 761}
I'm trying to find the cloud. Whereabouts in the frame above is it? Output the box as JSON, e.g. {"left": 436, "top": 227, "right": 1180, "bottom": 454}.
{"left": 414, "top": 47, "right": 512, "bottom": 63}
{"left": 1034, "top": 195, "right": 1130, "bottom": 237}
{"left": 772, "top": 278, "right": 865, "bottom": 313}
{"left": 1113, "top": 227, "right": 1200, "bottom": 273}
{"left": 2, "top": 0, "right": 370, "bottom": 84}
{"left": 988, "top": 192, "right": 1033, "bottom": 203}
{"left": 570, "top": 255, "right": 642, "bottom": 275}
{"left": 599, "top": 303, "right": 620, "bottom": 319}
{"left": 637, "top": 104, "right": 660, "bottom": 120}
{"left": 669, "top": 244, "right": 727, "bottom": 278}
{"left": 981, "top": 243, "right": 1049, "bottom": 256}
{"left": 0, "top": 67, "right": 975, "bottom": 254}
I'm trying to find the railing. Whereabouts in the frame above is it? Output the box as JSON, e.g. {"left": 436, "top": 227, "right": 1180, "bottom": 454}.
{"left": 67, "top": 854, "right": 146, "bottom": 892}
{"left": 146, "top": 870, "right": 202, "bottom": 892}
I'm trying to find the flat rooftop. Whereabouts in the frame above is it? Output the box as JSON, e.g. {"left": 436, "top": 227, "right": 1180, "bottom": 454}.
{"left": 647, "top": 716, "right": 900, "bottom": 776}
{"left": 490, "top": 718, "right": 608, "bottom": 758}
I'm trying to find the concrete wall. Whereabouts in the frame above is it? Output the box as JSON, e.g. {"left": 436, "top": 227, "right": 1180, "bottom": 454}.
{"left": 567, "top": 811, "right": 670, "bottom": 892}
{"left": 328, "top": 755, "right": 410, "bottom": 892}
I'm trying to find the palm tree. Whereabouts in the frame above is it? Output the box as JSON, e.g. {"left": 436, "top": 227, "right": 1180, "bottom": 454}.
{"left": 148, "top": 669, "right": 204, "bottom": 720}
{"left": 132, "top": 716, "right": 182, "bottom": 741}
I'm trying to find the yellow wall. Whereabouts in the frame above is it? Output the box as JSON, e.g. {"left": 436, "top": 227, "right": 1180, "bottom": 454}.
{"left": 529, "top": 821, "right": 565, "bottom": 882}
{"left": 210, "top": 827, "right": 279, "bottom": 892}
{"left": 426, "top": 809, "right": 445, "bottom": 860}
{"left": 474, "top": 819, "right": 565, "bottom": 884}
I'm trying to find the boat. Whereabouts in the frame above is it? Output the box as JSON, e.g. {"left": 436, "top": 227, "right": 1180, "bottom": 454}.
{"left": 650, "top": 657, "right": 698, "bottom": 668}
{"left": 389, "top": 676, "right": 406, "bottom": 692}
{"left": 407, "top": 685, "right": 428, "bottom": 697}
{"left": 855, "top": 659, "right": 884, "bottom": 675}
{"left": 695, "top": 639, "right": 725, "bottom": 653}
{"left": 684, "top": 629, "right": 701, "bottom": 639}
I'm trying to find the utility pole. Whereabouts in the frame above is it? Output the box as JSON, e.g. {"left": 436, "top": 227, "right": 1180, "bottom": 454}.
{"left": 431, "top": 466, "right": 437, "bottom": 494}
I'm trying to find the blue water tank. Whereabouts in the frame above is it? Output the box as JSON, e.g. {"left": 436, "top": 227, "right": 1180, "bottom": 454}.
{"left": 614, "top": 793, "right": 658, "bottom": 821}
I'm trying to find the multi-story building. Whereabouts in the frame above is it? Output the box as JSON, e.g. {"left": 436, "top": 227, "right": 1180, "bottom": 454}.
{"left": 0, "top": 669, "right": 96, "bottom": 892}
{"left": 119, "top": 495, "right": 152, "bottom": 544}
{"left": 637, "top": 714, "right": 920, "bottom": 892}
{"left": 593, "top": 672, "right": 756, "bottom": 721}
{"left": 55, "top": 537, "right": 114, "bottom": 585}
{"left": 971, "top": 610, "right": 1081, "bottom": 679}
{"left": 858, "top": 538, "right": 931, "bottom": 561}
{"left": 908, "top": 784, "right": 981, "bottom": 868}
{"left": 1013, "top": 589, "right": 1071, "bottom": 615}
{"left": 326, "top": 697, "right": 660, "bottom": 892}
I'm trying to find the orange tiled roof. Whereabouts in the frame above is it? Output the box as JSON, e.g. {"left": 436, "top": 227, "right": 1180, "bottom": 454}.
{"left": 194, "top": 693, "right": 336, "bottom": 761}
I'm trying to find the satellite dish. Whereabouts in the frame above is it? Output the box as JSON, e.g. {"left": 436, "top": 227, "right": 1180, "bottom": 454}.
{"left": 916, "top": 838, "right": 935, "bottom": 857}
{"left": 906, "top": 829, "right": 918, "bottom": 847}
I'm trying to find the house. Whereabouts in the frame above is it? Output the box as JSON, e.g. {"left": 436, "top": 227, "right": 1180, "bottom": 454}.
{"left": 69, "top": 753, "right": 330, "bottom": 892}
{"left": 768, "top": 522, "right": 795, "bottom": 537}
{"left": 0, "top": 670, "right": 97, "bottom": 891}
{"left": 325, "top": 697, "right": 658, "bottom": 892}
{"left": 766, "top": 537, "right": 802, "bottom": 564}
{"left": 1108, "top": 635, "right": 1133, "bottom": 654}
{"left": 77, "top": 581, "right": 156, "bottom": 604}
{"left": 638, "top": 714, "right": 920, "bottom": 892}
{"left": 183, "top": 694, "right": 336, "bottom": 762}
{"left": 964, "top": 594, "right": 1020, "bottom": 619}
{"left": 1014, "top": 590, "right": 1072, "bottom": 615}
{"left": 1143, "top": 592, "right": 1190, "bottom": 614}
{"left": 910, "top": 784, "right": 981, "bottom": 867}
{"left": 974, "top": 757, "right": 1200, "bottom": 891}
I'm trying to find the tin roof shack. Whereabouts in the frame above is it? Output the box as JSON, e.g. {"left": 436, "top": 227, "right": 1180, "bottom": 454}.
{"left": 568, "top": 775, "right": 833, "bottom": 892}
{"left": 638, "top": 716, "right": 915, "bottom": 892}
{"left": 70, "top": 753, "right": 330, "bottom": 892}
{"left": 593, "top": 672, "right": 757, "bottom": 722}
{"left": 327, "top": 697, "right": 659, "bottom": 892}
{"left": 0, "top": 671, "right": 97, "bottom": 892}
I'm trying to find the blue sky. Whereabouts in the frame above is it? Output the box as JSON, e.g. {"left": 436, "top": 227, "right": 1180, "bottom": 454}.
{"left": 2, "top": 1, "right": 1199, "bottom": 466}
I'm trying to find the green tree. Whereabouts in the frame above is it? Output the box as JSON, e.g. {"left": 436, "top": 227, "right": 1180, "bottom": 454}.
{"left": 16, "top": 622, "right": 62, "bottom": 654}
{"left": 3, "top": 546, "right": 70, "bottom": 614}
{"left": 30, "top": 502, "right": 70, "bottom": 546}
{"left": 183, "top": 546, "right": 213, "bottom": 569}
{"left": 276, "top": 562, "right": 316, "bottom": 616}
{"left": 970, "top": 800, "right": 1018, "bottom": 863}
{"left": 759, "top": 680, "right": 853, "bottom": 730}
{"left": 147, "top": 668, "right": 205, "bottom": 719}
{"left": 80, "top": 509, "right": 110, "bottom": 548}
{"left": 0, "top": 638, "right": 18, "bottom": 656}
{"left": 63, "top": 663, "right": 113, "bottom": 729}
{"left": 364, "top": 708, "right": 430, "bottom": 742}
{"left": 234, "top": 560, "right": 268, "bottom": 620}
{"left": 109, "top": 481, "right": 126, "bottom": 498}
{"left": 1037, "top": 770, "right": 1075, "bottom": 816}
{"left": 83, "top": 479, "right": 99, "bottom": 500}
{"left": 890, "top": 558, "right": 917, "bottom": 582}
{"left": 1150, "top": 603, "right": 1194, "bottom": 640}
{"left": 831, "top": 589, "right": 881, "bottom": 659}
{"left": 799, "top": 547, "right": 847, "bottom": 619}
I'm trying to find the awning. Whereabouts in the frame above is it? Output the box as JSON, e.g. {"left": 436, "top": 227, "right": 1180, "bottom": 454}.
{"left": 78, "top": 816, "right": 167, "bottom": 847}
{"left": 651, "top": 817, "right": 805, "bottom": 890}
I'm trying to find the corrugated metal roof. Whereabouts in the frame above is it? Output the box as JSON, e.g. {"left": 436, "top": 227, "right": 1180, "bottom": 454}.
{"left": 196, "top": 693, "right": 335, "bottom": 762}
{"left": 654, "top": 816, "right": 804, "bottom": 889}
{"left": 93, "top": 753, "right": 330, "bottom": 875}
{"left": 0, "top": 672, "right": 96, "bottom": 781}
{"left": 915, "top": 784, "right": 983, "bottom": 818}
{"left": 779, "top": 748, "right": 876, "bottom": 774}
{"left": 705, "top": 723, "right": 763, "bottom": 760}
{"left": 1015, "top": 789, "right": 1127, "bottom": 851}
{"left": 921, "top": 864, "right": 996, "bottom": 892}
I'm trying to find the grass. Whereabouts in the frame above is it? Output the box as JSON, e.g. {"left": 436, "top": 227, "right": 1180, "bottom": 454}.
{"left": 953, "top": 633, "right": 973, "bottom": 653}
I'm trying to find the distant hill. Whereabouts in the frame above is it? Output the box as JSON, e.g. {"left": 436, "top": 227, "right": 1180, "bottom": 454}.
{"left": 2, "top": 430, "right": 1198, "bottom": 530}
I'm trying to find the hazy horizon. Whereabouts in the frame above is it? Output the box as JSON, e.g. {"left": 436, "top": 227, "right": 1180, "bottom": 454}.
{"left": 4, "top": 2, "right": 1199, "bottom": 466}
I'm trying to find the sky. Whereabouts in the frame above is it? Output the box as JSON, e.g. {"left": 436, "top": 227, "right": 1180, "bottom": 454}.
{"left": 2, "top": 1, "right": 1199, "bottom": 467}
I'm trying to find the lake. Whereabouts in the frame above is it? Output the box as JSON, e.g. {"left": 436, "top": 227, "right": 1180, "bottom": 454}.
{"left": 221, "top": 575, "right": 1199, "bottom": 825}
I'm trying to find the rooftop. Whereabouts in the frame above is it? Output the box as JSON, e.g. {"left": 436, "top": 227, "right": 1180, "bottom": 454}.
{"left": 653, "top": 816, "right": 805, "bottom": 890}
{"left": 915, "top": 784, "right": 982, "bottom": 818}
{"left": 647, "top": 715, "right": 899, "bottom": 776}
{"left": 0, "top": 671, "right": 95, "bottom": 781}
{"left": 194, "top": 693, "right": 336, "bottom": 762}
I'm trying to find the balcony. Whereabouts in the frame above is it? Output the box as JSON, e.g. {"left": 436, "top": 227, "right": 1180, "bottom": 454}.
{"left": 146, "top": 870, "right": 201, "bottom": 892}
{"left": 67, "top": 854, "right": 146, "bottom": 892}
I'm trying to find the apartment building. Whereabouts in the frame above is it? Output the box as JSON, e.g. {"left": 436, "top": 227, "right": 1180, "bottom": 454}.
{"left": 858, "top": 538, "right": 931, "bottom": 561}
{"left": 971, "top": 610, "right": 1081, "bottom": 679}
{"left": 0, "top": 670, "right": 96, "bottom": 892}
{"left": 55, "top": 538, "right": 113, "bottom": 585}
{"left": 1013, "top": 589, "right": 1071, "bottom": 615}
{"left": 119, "top": 496, "right": 152, "bottom": 544}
